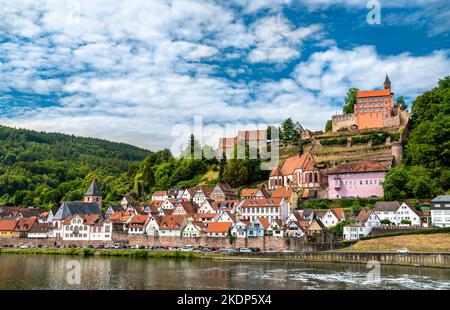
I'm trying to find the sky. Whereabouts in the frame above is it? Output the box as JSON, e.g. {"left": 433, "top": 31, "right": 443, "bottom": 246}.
{"left": 0, "top": 0, "right": 449, "bottom": 153}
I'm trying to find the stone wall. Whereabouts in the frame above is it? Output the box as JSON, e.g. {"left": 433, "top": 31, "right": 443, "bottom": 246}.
{"left": 0, "top": 235, "right": 313, "bottom": 251}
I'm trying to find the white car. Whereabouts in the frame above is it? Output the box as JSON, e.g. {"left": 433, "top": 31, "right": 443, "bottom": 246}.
{"left": 180, "top": 247, "right": 193, "bottom": 252}
{"left": 396, "top": 248, "right": 410, "bottom": 253}
{"left": 283, "top": 249, "right": 295, "bottom": 253}
{"left": 20, "top": 245, "right": 30, "bottom": 249}
{"left": 239, "top": 248, "right": 252, "bottom": 253}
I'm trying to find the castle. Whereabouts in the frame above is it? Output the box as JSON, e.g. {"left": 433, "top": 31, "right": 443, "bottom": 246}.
{"left": 332, "top": 75, "right": 409, "bottom": 132}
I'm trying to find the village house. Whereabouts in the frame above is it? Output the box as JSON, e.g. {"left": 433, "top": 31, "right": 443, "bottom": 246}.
{"left": 267, "top": 219, "right": 284, "bottom": 237}
{"left": 160, "top": 198, "right": 176, "bottom": 210}
{"left": 271, "top": 187, "right": 298, "bottom": 213}
{"left": 13, "top": 217, "right": 37, "bottom": 238}
{"left": 268, "top": 148, "right": 323, "bottom": 192}
{"left": 328, "top": 161, "right": 387, "bottom": 199}
{"left": 215, "top": 211, "right": 236, "bottom": 224}
{"left": 314, "top": 209, "right": 345, "bottom": 228}
{"left": 192, "top": 187, "right": 213, "bottom": 206}
{"left": 430, "top": 195, "right": 450, "bottom": 227}
{"left": 105, "top": 204, "right": 124, "bottom": 219}
{"left": 207, "top": 222, "right": 231, "bottom": 237}
{"left": 210, "top": 183, "right": 236, "bottom": 201}
{"left": 28, "top": 222, "right": 50, "bottom": 238}
{"left": 192, "top": 213, "right": 216, "bottom": 224}
{"left": 182, "top": 221, "right": 207, "bottom": 237}
{"left": 0, "top": 219, "right": 16, "bottom": 237}
{"left": 172, "top": 200, "right": 196, "bottom": 216}
{"left": 240, "top": 188, "right": 269, "bottom": 200}
{"left": 197, "top": 199, "right": 216, "bottom": 214}
{"left": 374, "top": 201, "right": 421, "bottom": 226}
{"left": 159, "top": 215, "right": 187, "bottom": 237}
{"left": 145, "top": 215, "right": 162, "bottom": 236}
{"left": 128, "top": 215, "right": 149, "bottom": 235}
{"left": 231, "top": 220, "right": 251, "bottom": 238}
{"left": 284, "top": 220, "right": 306, "bottom": 238}
{"left": 109, "top": 211, "right": 133, "bottom": 232}
{"left": 240, "top": 198, "right": 288, "bottom": 223}
{"left": 120, "top": 194, "right": 136, "bottom": 210}
{"left": 247, "top": 217, "right": 269, "bottom": 237}
{"left": 343, "top": 210, "right": 381, "bottom": 240}
{"left": 212, "top": 200, "right": 238, "bottom": 216}
{"left": 151, "top": 191, "right": 168, "bottom": 201}
{"left": 305, "top": 218, "right": 326, "bottom": 236}
{"left": 181, "top": 188, "right": 196, "bottom": 201}
{"left": 62, "top": 214, "right": 112, "bottom": 241}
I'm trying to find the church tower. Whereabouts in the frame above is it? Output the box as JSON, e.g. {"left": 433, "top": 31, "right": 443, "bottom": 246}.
{"left": 84, "top": 178, "right": 103, "bottom": 210}
{"left": 384, "top": 74, "right": 391, "bottom": 91}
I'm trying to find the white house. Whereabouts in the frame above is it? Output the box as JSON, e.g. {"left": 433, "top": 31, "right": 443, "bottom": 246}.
{"left": 28, "top": 222, "right": 50, "bottom": 238}
{"left": 160, "top": 198, "right": 176, "bottom": 210}
{"left": 267, "top": 219, "right": 284, "bottom": 237}
{"left": 374, "top": 201, "right": 422, "bottom": 226}
{"left": 62, "top": 214, "right": 112, "bottom": 241}
{"left": 430, "top": 195, "right": 450, "bottom": 227}
{"left": 343, "top": 210, "right": 381, "bottom": 240}
{"left": 151, "top": 191, "right": 168, "bottom": 201}
{"left": 197, "top": 199, "right": 216, "bottom": 214}
{"left": 314, "top": 209, "right": 341, "bottom": 228}
{"left": 206, "top": 222, "right": 231, "bottom": 237}
{"left": 240, "top": 198, "right": 288, "bottom": 223}
{"left": 231, "top": 220, "right": 250, "bottom": 238}
{"left": 181, "top": 188, "right": 196, "bottom": 201}
{"left": 192, "top": 187, "right": 212, "bottom": 206}
{"left": 284, "top": 221, "right": 306, "bottom": 238}
{"left": 158, "top": 215, "right": 187, "bottom": 237}
{"left": 215, "top": 211, "right": 236, "bottom": 224}
{"left": 145, "top": 216, "right": 162, "bottom": 236}
{"left": 128, "top": 215, "right": 149, "bottom": 235}
{"left": 182, "top": 221, "right": 207, "bottom": 237}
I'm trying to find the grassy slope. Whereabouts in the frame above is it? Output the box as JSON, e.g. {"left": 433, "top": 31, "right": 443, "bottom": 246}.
{"left": 343, "top": 233, "right": 450, "bottom": 253}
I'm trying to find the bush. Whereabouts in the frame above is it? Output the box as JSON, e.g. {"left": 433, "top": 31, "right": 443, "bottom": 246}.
{"left": 359, "top": 227, "right": 450, "bottom": 241}
{"left": 320, "top": 138, "right": 348, "bottom": 146}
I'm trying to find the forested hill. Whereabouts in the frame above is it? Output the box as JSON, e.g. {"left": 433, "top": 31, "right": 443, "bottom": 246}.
{"left": 0, "top": 125, "right": 151, "bottom": 208}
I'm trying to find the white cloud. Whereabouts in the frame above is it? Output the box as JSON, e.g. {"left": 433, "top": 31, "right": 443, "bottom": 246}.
{"left": 248, "top": 15, "right": 323, "bottom": 63}
{"left": 0, "top": 0, "right": 448, "bottom": 154}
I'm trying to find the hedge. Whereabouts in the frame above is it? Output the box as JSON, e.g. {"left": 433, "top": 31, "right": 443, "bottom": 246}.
{"left": 320, "top": 138, "right": 348, "bottom": 146}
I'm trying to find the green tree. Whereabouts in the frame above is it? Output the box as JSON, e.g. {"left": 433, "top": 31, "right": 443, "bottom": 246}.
{"left": 383, "top": 165, "right": 410, "bottom": 200}
{"left": 223, "top": 159, "right": 248, "bottom": 188}
{"left": 325, "top": 120, "right": 332, "bottom": 132}
{"left": 280, "top": 118, "right": 296, "bottom": 141}
{"left": 343, "top": 88, "right": 359, "bottom": 114}
{"left": 397, "top": 96, "right": 407, "bottom": 110}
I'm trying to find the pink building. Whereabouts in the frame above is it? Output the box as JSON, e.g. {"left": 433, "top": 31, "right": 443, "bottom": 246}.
{"left": 327, "top": 161, "right": 387, "bottom": 199}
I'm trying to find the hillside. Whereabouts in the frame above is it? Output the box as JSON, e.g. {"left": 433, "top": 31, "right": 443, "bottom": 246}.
{"left": 342, "top": 233, "right": 450, "bottom": 253}
{"left": 0, "top": 125, "right": 151, "bottom": 209}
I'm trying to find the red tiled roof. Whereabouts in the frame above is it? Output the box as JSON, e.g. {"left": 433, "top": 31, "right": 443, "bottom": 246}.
{"left": 241, "top": 188, "right": 259, "bottom": 197}
{"left": 356, "top": 210, "right": 375, "bottom": 223}
{"left": 0, "top": 219, "right": 17, "bottom": 231}
{"left": 271, "top": 152, "right": 317, "bottom": 176}
{"left": 241, "top": 198, "right": 283, "bottom": 208}
{"left": 328, "top": 161, "right": 387, "bottom": 174}
{"left": 207, "top": 222, "right": 231, "bottom": 233}
{"left": 14, "top": 217, "right": 37, "bottom": 232}
{"left": 152, "top": 191, "right": 167, "bottom": 197}
{"left": 357, "top": 89, "right": 391, "bottom": 98}
{"left": 271, "top": 187, "right": 294, "bottom": 199}
{"left": 160, "top": 215, "right": 186, "bottom": 230}
{"left": 257, "top": 217, "right": 270, "bottom": 230}
{"left": 332, "top": 208, "right": 345, "bottom": 220}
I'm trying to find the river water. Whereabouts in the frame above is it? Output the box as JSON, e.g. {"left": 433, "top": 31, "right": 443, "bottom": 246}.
{"left": 0, "top": 254, "right": 449, "bottom": 290}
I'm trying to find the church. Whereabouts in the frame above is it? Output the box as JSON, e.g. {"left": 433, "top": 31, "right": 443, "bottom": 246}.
{"left": 268, "top": 140, "right": 323, "bottom": 192}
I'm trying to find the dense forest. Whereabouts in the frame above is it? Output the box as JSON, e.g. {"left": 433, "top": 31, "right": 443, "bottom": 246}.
{"left": 0, "top": 126, "right": 152, "bottom": 209}
{"left": 383, "top": 76, "right": 450, "bottom": 200}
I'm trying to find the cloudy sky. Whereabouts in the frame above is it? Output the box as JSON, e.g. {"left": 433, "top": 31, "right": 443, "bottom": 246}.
{"left": 0, "top": 0, "right": 449, "bottom": 153}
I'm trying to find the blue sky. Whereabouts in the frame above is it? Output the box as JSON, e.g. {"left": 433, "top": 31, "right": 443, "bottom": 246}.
{"left": 0, "top": 0, "right": 449, "bottom": 153}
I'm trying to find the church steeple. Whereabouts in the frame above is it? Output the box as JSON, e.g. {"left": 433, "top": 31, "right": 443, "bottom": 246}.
{"left": 384, "top": 74, "right": 391, "bottom": 91}
{"left": 84, "top": 178, "right": 103, "bottom": 210}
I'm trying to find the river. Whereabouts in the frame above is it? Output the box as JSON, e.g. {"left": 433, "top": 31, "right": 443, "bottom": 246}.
{"left": 0, "top": 254, "right": 449, "bottom": 290}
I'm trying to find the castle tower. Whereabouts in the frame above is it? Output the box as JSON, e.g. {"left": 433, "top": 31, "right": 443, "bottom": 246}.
{"left": 384, "top": 74, "right": 391, "bottom": 91}
{"left": 392, "top": 142, "right": 403, "bottom": 167}
{"left": 84, "top": 178, "right": 103, "bottom": 210}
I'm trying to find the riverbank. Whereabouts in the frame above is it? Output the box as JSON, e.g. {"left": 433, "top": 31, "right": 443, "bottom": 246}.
{"left": 1, "top": 248, "right": 449, "bottom": 268}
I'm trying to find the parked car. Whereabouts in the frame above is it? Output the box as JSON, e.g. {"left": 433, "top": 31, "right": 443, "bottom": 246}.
{"left": 282, "top": 249, "right": 295, "bottom": 253}
{"left": 168, "top": 246, "right": 177, "bottom": 251}
{"left": 93, "top": 244, "right": 99, "bottom": 249}
{"left": 19, "top": 245, "right": 30, "bottom": 249}
{"left": 113, "top": 243, "right": 121, "bottom": 249}
{"left": 251, "top": 247, "right": 261, "bottom": 252}
{"left": 218, "top": 247, "right": 230, "bottom": 253}
{"left": 239, "top": 247, "right": 252, "bottom": 253}
{"left": 397, "top": 248, "right": 410, "bottom": 253}
{"left": 180, "top": 246, "right": 193, "bottom": 252}
{"left": 229, "top": 248, "right": 239, "bottom": 254}
{"left": 201, "top": 247, "right": 212, "bottom": 253}
{"left": 266, "top": 248, "right": 277, "bottom": 253}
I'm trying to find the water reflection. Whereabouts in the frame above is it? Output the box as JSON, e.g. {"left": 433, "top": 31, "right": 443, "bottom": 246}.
{"left": 0, "top": 255, "right": 449, "bottom": 290}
